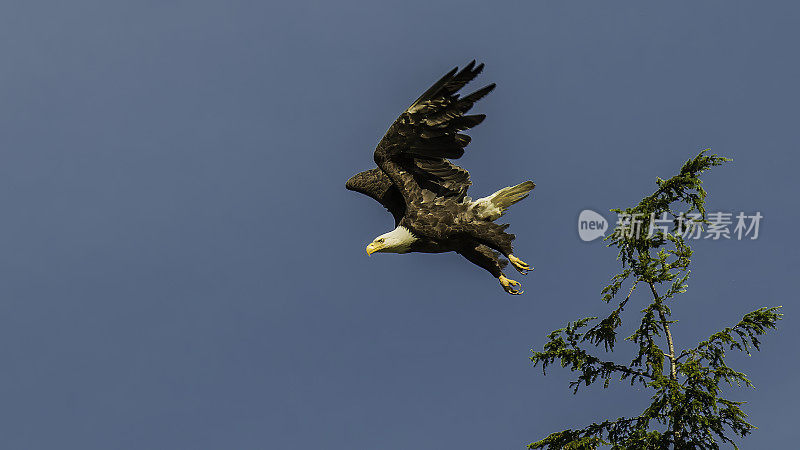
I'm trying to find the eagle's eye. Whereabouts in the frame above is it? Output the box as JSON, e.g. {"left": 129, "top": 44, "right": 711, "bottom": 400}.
{"left": 377, "top": 238, "right": 385, "bottom": 243}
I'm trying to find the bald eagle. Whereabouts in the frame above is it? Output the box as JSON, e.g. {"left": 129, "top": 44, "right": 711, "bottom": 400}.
{"left": 346, "top": 61, "right": 535, "bottom": 294}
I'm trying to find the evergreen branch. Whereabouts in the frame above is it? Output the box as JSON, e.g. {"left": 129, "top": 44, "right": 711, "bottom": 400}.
{"left": 531, "top": 318, "right": 652, "bottom": 393}
{"left": 685, "top": 307, "right": 783, "bottom": 366}
{"left": 605, "top": 150, "right": 729, "bottom": 270}
{"left": 528, "top": 414, "right": 666, "bottom": 450}
{"left": 585, "top": 278, "right": 640, "bottom": 352}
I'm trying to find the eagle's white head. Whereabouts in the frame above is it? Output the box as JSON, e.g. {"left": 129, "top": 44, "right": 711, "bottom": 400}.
{"left": 366, "top": 226, "right": 417, "bottom": 255}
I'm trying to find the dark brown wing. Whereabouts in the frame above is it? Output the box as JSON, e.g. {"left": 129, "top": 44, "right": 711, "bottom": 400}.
{"left": 372, "top": 60, "right": 494, "bottom": 205}
{"left": 345, "top": 168, "right": 405, "bottom": 225}
{"left": 411, "top": 158, "right": 471, "bottom": 202}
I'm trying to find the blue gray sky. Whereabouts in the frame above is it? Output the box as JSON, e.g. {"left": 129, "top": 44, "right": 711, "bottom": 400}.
{"left": 1, "top": 1, "right": 797, "bottom": 448}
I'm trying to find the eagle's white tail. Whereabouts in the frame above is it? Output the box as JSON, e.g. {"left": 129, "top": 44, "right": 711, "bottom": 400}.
{"left": 472, "top": 181, "right": 535, "bottom": 221}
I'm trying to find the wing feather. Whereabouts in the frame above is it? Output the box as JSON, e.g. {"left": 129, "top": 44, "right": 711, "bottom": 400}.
{"left": 345, "top": 168, "right": 405, "bottom": 225}
{"left": 372, "top": 61, "right": 494, "bottom": 205}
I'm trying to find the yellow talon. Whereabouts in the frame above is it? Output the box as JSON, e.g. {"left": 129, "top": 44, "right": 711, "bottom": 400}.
{"left": 508, "top": 254, "right": 532, "bottom": 275}
{"left": 499, "top": 275, "right": 523, "bottom": 295}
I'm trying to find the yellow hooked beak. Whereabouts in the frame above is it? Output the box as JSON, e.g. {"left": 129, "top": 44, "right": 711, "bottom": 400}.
{"left": 366, "top": 241, "right": 382, "bottom": 256}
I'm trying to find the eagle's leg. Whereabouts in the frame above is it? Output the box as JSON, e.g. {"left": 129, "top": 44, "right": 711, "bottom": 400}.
{"left": 499, "top": 275, "right": 523, "bottom": 295}
{"left": 461, "top": 222, "right": 532, "bottom": 276}
{"left": 457, "top": 244, "right": 523, "bottom": 295}
{"left": 508, "top": 254, "right": 532, "bottom": 275}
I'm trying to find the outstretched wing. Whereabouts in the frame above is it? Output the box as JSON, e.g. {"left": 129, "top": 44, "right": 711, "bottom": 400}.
{"left": 345, "top": 168, "right": 405, "bottom": 225}
{"left": 373, "top": 60, "right": 494, "bottom": 205}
